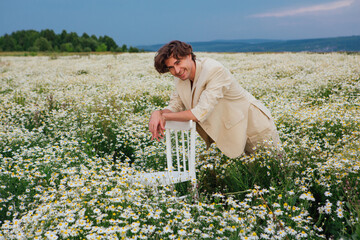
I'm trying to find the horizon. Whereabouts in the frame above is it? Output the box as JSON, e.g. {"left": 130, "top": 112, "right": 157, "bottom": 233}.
{"left": 138, "top": 34, "right": 360, "bottom": 47}
{"left": 1, "top": 29, "right": 358, "bottom": 48}
{"left": 1, "top": 0, "right": 359, "bottom": 46}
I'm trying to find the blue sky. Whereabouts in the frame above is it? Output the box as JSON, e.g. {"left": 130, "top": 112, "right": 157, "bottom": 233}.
{"left": 0, "top": 0, "right": 359, "bottom": 46}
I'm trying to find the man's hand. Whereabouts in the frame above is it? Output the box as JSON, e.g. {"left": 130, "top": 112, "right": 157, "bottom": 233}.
{"left": 148, "top": 110, "right": 166, "bottom": 141}
{"left": 149, "top": 109, "right": 198, "bottom": 141}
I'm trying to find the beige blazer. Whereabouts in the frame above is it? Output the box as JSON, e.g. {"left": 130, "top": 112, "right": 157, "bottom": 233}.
{"left": 166, "top": 58, "right": 277, "bottom": 158}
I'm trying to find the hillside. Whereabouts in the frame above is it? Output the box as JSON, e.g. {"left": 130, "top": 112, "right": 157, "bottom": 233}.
{"left": 138, "top": 36, "right": 360, "bottom": 52}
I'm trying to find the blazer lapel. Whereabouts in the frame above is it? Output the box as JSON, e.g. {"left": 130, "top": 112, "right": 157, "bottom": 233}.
{"left": 191, "top": 59, "right": 203, "bottom": 108}
{"left": 176, "top": 79, "right": 192, "bottom": 110}
{"left": 175, "top": 59, "right": 203, "bottom": 110}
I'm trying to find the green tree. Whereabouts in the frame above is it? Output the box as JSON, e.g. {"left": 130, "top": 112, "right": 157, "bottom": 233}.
{"left": 40, "top": 29, "right": 58, "bottom": 49}
{"left": 96, "top": 43, "right": 107, "bottom": 52}
{"left": 129, "top": 46, "right": 139, "bottom": 52}
{"left": 40, "top": 29, "right": 56, "bottom": 42}
{"left": 91, "top": 35, "right": 98, "bottom": 41}
{"left": 82, "top": 33, "right": 90, "bottom": 39}
{"left": 25, "top": 30, "right": 41, "bottom": 51}
{"left": 1, "top": 29, "right": 126, "bottom": 53}
{"left": 81, "top": 38, "right": 98, "bottom": 51}
{"left": 10, "top": 30, "right": 27, "bottom": 51}
{"left": 75, "top": 45, "right": 83, "bottom": 52}
{"left": 60, "top": 30, "right": 68, "bottom": 44}
{"left": 34, "top": 37, "right": 52, "bottom": 51}
{"left": 99, "top": 35, "right": 118, "bottom": 51}
{"left": 0, "top": 36, "right": 3, "bottom": 51}
{"left": 2, "top": 34, "right": 16, "bottom": 51}
{"left": 65, "top": 32, "right": 80, "bottom": 47}
{"left": 60, "top": 43, "right": 74, "bottom": 52}
{"left": 121, "top": 44, "right": 128, "bottom": 52}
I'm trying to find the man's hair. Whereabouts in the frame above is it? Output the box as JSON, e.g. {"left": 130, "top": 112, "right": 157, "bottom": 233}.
{"left": 154, "top": 40, "right": 196, "bottom": 74}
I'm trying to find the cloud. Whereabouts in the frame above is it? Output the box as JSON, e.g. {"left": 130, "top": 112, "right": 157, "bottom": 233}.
{"left": 251, "top": 0, "right": 354, "bottom": 18}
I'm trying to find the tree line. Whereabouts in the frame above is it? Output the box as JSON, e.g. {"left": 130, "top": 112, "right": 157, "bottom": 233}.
{"left": 0, "top": 29, "right": 142, "bottom": 53}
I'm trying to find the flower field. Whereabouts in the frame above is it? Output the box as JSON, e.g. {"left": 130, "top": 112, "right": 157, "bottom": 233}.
{"left": 0, "top": 52, "right": 359, "bottom": 239}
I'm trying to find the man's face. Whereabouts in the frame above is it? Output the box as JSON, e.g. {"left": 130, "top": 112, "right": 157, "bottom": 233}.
{"left": 164, "top": 54, "right": 196, "bottom": 81}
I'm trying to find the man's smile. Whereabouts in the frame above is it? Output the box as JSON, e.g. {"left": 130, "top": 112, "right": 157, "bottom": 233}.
{"left": 177, "top": 70, "right": 185, "bottom": 78}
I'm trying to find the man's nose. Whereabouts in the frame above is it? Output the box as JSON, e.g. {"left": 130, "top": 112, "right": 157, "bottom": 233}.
{"left": 174, "top": 65, "right": 180, "bottom": 73}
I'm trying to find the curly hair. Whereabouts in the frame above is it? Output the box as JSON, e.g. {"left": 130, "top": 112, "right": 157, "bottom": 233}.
{"left": 154, "top": 40, "right": 196, "bottom": 74}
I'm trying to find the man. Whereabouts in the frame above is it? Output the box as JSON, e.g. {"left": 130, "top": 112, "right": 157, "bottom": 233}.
{"left": 148, "top": 40, "right": 280, "bottom": 158}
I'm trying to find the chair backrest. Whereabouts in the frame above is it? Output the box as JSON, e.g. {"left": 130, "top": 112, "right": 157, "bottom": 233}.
{"left": 165, "top": 120, "right": 196, "bottom": 181}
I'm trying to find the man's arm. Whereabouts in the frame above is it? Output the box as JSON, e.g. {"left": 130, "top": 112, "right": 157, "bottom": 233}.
{"left": 162, "top": 110, "right": 199, "bottom": 122}
{"left": 149, "top": 109, "right": 199, "bottom": 141}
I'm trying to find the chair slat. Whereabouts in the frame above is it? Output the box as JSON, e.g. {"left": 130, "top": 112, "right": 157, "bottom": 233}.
{"left": 175, "top": 130, "right": 180, "bottom": 172}
{"left": 135, "top": 120, "right": 197, "bottom": 189}
{"left": 166, "top": 129, "right": 172, "bottom": 171}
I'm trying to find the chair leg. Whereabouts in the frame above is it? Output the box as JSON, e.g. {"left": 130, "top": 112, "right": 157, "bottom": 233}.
{"left": 191, "top": 180, "right": 199, "bottom": 201}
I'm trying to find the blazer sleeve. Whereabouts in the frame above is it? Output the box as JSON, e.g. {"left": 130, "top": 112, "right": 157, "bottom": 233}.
{"left": 191, "top": 66, "right": 233, "bottom": 122}
{"left": 165, "top": 90, "right": 186, "bottom": 113}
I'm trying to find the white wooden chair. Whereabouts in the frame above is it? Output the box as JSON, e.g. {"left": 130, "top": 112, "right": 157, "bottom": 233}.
{"left": 134, "top": 120, "right": 197, "bottom": 187}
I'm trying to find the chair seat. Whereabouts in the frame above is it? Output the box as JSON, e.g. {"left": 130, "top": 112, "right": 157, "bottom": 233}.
{"left": 133, "top": 171, "right": 193, "bottom": 186}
